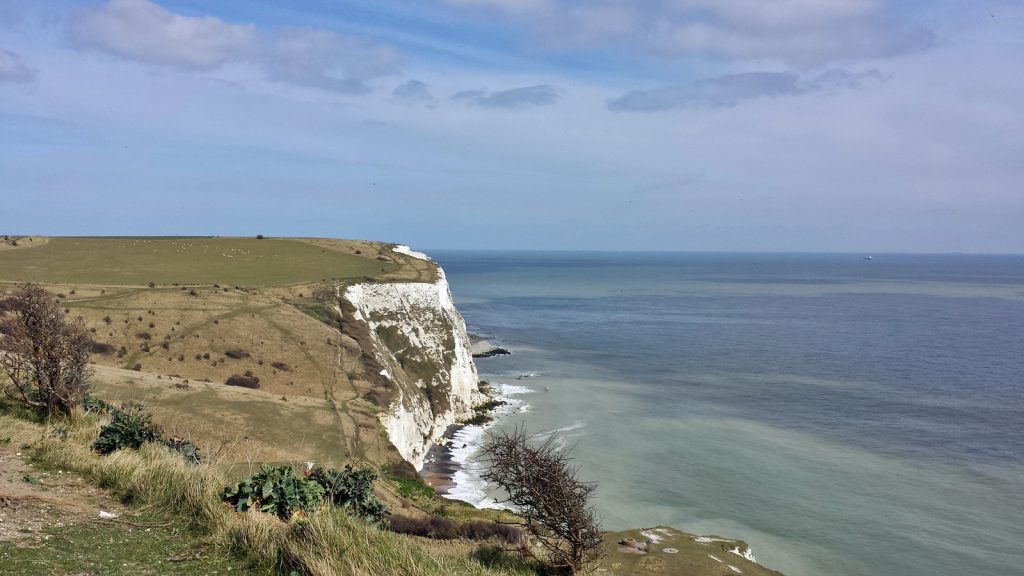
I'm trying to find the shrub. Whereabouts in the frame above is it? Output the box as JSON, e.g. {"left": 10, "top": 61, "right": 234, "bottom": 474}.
{"left": 270, "top": 361, "right": 290, "bottom": 372}
{"left": 225, "top": 374, "right": 260, "bottom": 389}
{"left": 135, "top": 332, "right": 151, "bottom": 340}
{"left": 0, "top": 284, "right": 92, "bottom": 417}
{"left": 89, "top": 341, "right": 117, "bottom": 355}
{"left": 222, "top": 465, "right": 324, "bottom": 520}
{"left": 309, "top": 465, "right": 389, "bottom": 525}
{"left": 482, "top": 426, "right": 605, "bottom": 574}
{"left": 132, "top": 363, "right": 142, "bottom": 371}
{"left": 92, "top": 401, "right": 164, "bottom": 455}
{"left": 388, "top": 515, "right": 521, "bottom": 544}
{"left": 164, "top": 436, "right": 201, "bottom": 466}
{"left": 225, "top": 349, "right": 249, "bottom": 359}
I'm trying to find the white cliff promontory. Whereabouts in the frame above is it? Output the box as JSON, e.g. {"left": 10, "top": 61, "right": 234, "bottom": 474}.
{"left": 343, "top": 247, "right": 482, "bottom": 470}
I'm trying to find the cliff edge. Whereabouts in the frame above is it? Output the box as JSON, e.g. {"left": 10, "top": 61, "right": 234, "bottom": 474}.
{"left": 342, "top": 246, "right": 483, "bottom": 470}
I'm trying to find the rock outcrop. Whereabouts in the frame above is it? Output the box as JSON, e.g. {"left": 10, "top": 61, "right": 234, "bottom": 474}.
{"left": 342, "top": 247, "right": 482, "bottom": 470}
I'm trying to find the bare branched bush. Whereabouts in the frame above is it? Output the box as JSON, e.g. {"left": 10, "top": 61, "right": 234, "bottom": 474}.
{"left": 481, "top": 426, "right": 605, "bottom": 574}
{"left": 0, "top": 284, "right": 92, "bottom": 417}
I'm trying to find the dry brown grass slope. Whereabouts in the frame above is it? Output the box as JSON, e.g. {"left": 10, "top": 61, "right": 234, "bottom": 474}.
{"left": 0, "top": 237, "right": 431, "bottom": 471}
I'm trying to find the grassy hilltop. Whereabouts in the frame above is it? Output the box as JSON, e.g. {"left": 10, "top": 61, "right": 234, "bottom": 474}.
{"left": 0, "top": 236, "right": 783, "bottom": 576}
{"left": 0, "top": 236, "right": 437, "bottom": 470}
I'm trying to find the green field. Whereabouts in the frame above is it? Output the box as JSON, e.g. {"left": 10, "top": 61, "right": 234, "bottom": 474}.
{"left": 0, "top": 237, "right": 392, "bottom": 286}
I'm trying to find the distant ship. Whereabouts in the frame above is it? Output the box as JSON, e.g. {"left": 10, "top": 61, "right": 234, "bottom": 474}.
{"left": 863, "top": 256, "right": 874, "bottom": 260}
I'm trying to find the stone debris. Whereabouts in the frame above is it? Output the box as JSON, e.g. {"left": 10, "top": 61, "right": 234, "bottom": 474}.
{"left": 98, "top": 510, "right": 119, "bottom": 519}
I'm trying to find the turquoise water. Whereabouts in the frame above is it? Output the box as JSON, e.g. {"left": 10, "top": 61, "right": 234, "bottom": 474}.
{"left": 432, "top": 252, "right": 1024, "bottom": 576}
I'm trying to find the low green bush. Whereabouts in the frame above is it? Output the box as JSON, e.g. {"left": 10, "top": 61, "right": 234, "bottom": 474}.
{"left": 82, "top": 393, "right": 115, "bottom": 415}
{"left": 222, "top": 465, "right": 325, "bottom": 520}
{"left": 92, "top": 401, "right": 163, "bottom": 455}
{"left": 309, "top": 465, "right": 389, "bottom": 525}
{"left": 164, "top": 437, "right": 202, "bottom": 466}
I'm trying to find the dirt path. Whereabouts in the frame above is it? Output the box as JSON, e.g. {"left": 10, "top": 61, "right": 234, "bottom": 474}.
{"left": 0, "top": 426, "right": 118, "bottom": 546}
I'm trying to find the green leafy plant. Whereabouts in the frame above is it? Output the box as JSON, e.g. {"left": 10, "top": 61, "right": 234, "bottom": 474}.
{"left": 309, "top": 465, "right": 389, "bottom": 525}
{"left": 222, "top": 465, "right": 325, "bottom": 520}
{"left": 82, "top": 393, "right": 115, "bottom": 415}
{"left": 164, "top": 436, "right": 201, "bottom": 466}
{"left": 91, "top": 401, "right": 163, "bottom": 455}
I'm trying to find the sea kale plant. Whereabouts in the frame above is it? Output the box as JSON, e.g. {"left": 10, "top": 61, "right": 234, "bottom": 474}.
{"left": 164, "top": 436, "right": 202, "bottom": 466}
{"left": 222, "top": 464, "right": 389, "bottom": 524}
{"left": 90, "top": 400, "right": 202, "bottom": 464}
{"left": 309, "top": 465, "right": 389, "bottom": 525}
{"left": 92, "top": 401, "right": 163, "bottom": 455}
{"left": 223, "top": 465, "right": 326, "bottom": 520}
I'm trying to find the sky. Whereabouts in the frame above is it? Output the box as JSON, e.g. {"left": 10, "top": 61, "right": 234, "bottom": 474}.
{"left": 0, "top": 0, "right": 1022, "bottom": 252}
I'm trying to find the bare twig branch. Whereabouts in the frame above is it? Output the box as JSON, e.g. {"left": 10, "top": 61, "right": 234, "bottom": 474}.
{"left": 481, "top": 425, "right": 605, "bottom": 574}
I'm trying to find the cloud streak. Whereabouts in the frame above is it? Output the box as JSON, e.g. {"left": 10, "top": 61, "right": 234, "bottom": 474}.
{"left": 454, "top": 84, "right": 561, "bottom": 108}
{"left": 0, "top": 48, "right": 35, "bottom": 82}
{"left": 439, "top": 0, "right": 932, "bottom": 64}
{"left": 608, "top": 69, "right": 884, "bottom": 112}
{"left": 70, "top": 0, "right": 398, "bottom": 92}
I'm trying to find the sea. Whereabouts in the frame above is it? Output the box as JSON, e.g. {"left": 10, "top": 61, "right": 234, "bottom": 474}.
{"left": 428, "top": 251, "right": 1024, "bottom": 576}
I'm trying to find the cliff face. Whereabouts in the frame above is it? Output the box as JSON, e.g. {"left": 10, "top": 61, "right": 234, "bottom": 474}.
{"left": 343, "top": 247, "right": 482, "bottom": 470}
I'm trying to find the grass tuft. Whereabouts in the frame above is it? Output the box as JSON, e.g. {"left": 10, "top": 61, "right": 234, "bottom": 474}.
{"left": 10, "top": 414, "right": 538, "bottom": 576}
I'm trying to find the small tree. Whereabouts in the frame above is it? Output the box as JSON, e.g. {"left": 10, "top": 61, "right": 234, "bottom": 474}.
{"left": 0, "top": 284, "right": 92, "bottom": 417}
{"left": 482, "top": 426, "right": 605, "bottom": 574}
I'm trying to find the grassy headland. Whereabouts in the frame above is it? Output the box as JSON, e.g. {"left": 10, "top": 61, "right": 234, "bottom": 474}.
{"left": 0, "top": 236, "right": 785, "bottom": 576}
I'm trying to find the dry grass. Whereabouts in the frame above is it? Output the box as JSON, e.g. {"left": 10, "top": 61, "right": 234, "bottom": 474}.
{"left": 9, "top": 413, "right": 537, "bottom": 576}
{"left": 0, "top": 238, "right": 413, "bottom": 469}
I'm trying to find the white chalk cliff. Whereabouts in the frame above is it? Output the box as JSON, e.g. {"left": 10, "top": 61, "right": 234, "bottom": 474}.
{"left": 343, "top": 247, "right": 482, "bottom": 470}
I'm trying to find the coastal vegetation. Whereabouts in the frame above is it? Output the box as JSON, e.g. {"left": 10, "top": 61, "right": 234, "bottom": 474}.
{"left": 482, "top": 427, "right": 605, "bottom": 575}
{"left": 0, "top": 238, "right": 783, "bottom": 576}
{"left": 1, "top": 283, "right": 93, "bottom": 418}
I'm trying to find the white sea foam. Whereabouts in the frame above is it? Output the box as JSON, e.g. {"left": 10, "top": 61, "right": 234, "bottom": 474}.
{"left": 641, "top": 529, "right": 663, "bottom": 543}
{"left": 441, "top": 381, "right": 535, "bottom": 509}
{"left": 695, "top": 536, "right": 733, "bottom": 544}
{"left": 730, "top": 546, "right": 757, "bottom": 563}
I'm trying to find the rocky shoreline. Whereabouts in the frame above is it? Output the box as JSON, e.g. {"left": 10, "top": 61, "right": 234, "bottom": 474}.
{"left": 469, "top": 334, "right": 510, "bottom": 358}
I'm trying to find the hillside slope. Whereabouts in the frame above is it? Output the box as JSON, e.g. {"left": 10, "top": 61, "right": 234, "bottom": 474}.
{"left": 0, "top": 236, "right": 463, "bottom": 472}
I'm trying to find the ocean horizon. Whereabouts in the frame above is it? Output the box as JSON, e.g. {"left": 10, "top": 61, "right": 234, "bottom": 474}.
{"left": 428, "top": 251, "right": 1024, "bottom": 576}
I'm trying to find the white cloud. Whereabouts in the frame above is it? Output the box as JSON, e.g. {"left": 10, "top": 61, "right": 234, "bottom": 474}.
{"left": 68, "top": 0, "right": 398, "bottom": 92}
{"left": 69, "top": 0, "right": 255, "bottom": 70}
{"left": 0, "top": 48, "right": 35, "bottom": 82}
